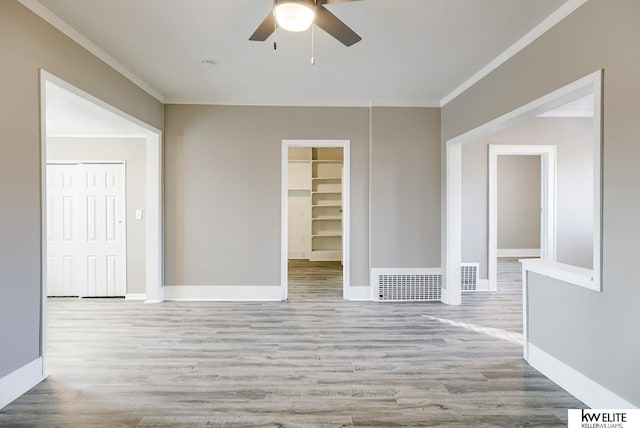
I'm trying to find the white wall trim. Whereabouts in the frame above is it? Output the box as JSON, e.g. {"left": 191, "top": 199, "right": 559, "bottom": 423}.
{"left": 443, "top": 143, "right": 462, "bottom": 305}
{"left": 0, "top": 358, "right": 47, "bottom": 410}
{"left": 347, "top": 286, "right": 371, "bottom": 301}
{"left": 489, "top": 145, "right": 556, "bottom": 291}
{"left": 522, "top": 264, "right": 530, "bottom": 360}
{"left": 281, "top": 140, "right": 351, "bottom": 301}
{"left": 444, "top": 70, "right": 603, "bottom": 307}
{"left": 476, "top": 279, "right": 490, "bottom": 291}
{"left": 440, "top": 0, "right": 589, "bottom": 106}
{"left": 163, "top": 286, "right": 282, "bottom": 301}
{"left": 527, "top": 343, "right": 637, "bottom": 409}
{"left": 497, "top": 248, "right": 541, "bottom": 258}
{"left": 125, "top": 293, "right": 147, "bottom": 301}
{"left": 17, "top": 0, "right": 164, "bottom": 102}
{"left": 537, "top": 110, "right": 594, "bottom": 118}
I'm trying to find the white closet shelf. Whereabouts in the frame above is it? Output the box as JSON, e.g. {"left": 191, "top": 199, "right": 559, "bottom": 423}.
{"left": 312, "top": 191, "right": 341, "bottom": 194}
{"left": 312, "top": 204, "right": 342, "bottom": 208}
{"left": 312, "top": 160, "right": 343, "bottom": 163}
{"left": 312, "top": 233, "right": 342, "bottom": 238}
{"left": 312, "top": 216, "right": 342, "bottom": 221}
{"left": 312, "top": 177, "right": 342, "bottom": 180}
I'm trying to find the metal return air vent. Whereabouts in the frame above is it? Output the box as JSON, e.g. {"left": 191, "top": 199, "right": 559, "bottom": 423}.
{"left": 461, "top": 263, "right": 479, "bottom": 291}
{"left": 377, "top": 273, "right": 442, "bottom": 302}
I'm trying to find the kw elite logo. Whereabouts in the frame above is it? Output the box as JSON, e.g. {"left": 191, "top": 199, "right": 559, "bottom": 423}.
{"left": 568, "top": 409, "right": 640, "bottom": 428}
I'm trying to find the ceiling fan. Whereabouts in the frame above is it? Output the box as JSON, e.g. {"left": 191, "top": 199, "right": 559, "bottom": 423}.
{"left": 249, "top": 0, "right": 362, "bottom": 47}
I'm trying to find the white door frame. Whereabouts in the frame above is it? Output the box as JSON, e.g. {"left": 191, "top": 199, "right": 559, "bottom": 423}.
{"left": 443, "top": 69, "right": 602, "bottom": 306}
{"left": 39, "top": 70, "right": 164, "bottom": 372}
{"left": 281, "top": 139, "right": 350, "bottom": 300}
{"left": 488, "top": 145, "right": 557, "bottom": 291}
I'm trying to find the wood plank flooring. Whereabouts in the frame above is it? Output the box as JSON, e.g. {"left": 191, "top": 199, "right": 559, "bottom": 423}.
{"left": 0, "top": 258, "right": 583, "bottom": 427}
{"left": 288, "top": 259, "right": 343, "bottom": 300}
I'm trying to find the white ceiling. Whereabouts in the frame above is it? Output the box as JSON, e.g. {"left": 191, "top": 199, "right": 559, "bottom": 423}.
{"left": 33, "top": 0, "right": 570, "bottom": 106}
{"left": 46, "top": 81, "right": 149, "bottom": 136}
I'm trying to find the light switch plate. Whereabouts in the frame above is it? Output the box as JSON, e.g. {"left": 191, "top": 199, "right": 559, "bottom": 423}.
{"left": 135, "top": 209, "right": 143, "bottom": 220}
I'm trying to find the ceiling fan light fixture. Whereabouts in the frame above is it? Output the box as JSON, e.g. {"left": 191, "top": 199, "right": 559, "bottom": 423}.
{"left": 274, "top": 2, "right": 316, "bottom": 32}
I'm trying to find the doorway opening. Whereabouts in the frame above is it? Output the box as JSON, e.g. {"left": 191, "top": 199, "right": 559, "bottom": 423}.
{"left": 445, "top": 70, "right": 602, "bottom": 308}
{"left": 488, "top": 146, "right": 556, "bottom": 291}
{"left": 40, "top": 71, "right": 163, "bottom": 372}
{"left": 281, "top": 140, "right": 350, "bottom": 300}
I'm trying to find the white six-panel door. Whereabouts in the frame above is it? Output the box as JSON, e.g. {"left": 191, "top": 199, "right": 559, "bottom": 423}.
{"left": 47, "top": 163, "right": 126, "bottom": 297}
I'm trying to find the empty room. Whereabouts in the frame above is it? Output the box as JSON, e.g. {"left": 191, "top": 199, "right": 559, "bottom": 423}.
{"left": 1, "top": 1, "right": 638, "bottom": 427}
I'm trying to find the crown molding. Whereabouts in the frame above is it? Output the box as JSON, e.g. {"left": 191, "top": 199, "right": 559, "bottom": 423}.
{"left": 164, "top": 97, "right": 442, "bottom": 108}
{"left": 440, "top": 0, "right": 589, "bottom": 107}
{"left": 18, "top": 0, "right": 165, "bottom": 103}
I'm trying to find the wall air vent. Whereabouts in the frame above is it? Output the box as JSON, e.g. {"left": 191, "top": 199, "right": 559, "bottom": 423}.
{"left": 461, "top": 263, "right": 479, "bottom": 292}
{"left": 372, "top": 268, "right": 442, "bottom": 302}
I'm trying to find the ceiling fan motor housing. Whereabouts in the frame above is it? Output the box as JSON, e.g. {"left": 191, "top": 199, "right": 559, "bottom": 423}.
{"left": 275, "top": 0, "right": 317, "bottom": 8}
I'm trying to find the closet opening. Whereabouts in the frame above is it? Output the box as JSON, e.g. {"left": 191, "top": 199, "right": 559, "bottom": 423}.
{"left": 281, "top": 140, "right": 350, "bottom": 300}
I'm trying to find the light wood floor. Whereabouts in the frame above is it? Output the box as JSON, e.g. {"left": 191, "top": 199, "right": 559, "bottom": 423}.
{"left": 0, "top": 258, "right": 583, "bottom": 427}
{"left": 288, "top": 259, "right": 343, "bottom": 300}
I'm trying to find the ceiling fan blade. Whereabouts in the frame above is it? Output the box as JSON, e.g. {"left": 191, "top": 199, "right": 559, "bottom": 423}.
{"left": 321, "top": 0, "right": 361, "bottom": 4}
{"left": 315, "top": 6, "right": 361, "bottom": 47}
{"left": 249, "top": 12, "right": 276, "bottom": 41}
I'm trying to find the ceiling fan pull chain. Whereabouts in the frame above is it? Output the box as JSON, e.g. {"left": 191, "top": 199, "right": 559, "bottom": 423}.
{"left": 274, "top": 20, "right": 278, "bottom": 49}
{"left": 311, "top": 24, "right": 315, "bottom": 65}
{"left": 273, "top": 0, "right": 278, "bottom": 50}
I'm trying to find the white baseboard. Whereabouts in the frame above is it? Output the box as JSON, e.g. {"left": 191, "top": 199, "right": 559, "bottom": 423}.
{"left": 347, "top": 286, "right": 371, "bottom": 301}
{"left": 476, "top": 279, "right": 490, "bottom": 291}
{"left": 0, "top": 358, "right": 47, "bottom": 410}
{"left": 125, "top": 293, "right": 147, "bottom": 301}
{"left": 163, "top": 285, "right": 282, "bottom": 301}
{"left": 497, "top": 248, "right": 541, "bottom": 257}
{"left": 527, "top": 343, "right": 637, "bottom": 409}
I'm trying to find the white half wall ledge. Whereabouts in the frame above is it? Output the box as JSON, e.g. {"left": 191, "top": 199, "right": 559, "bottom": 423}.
{"left": 521, "top": 258, "right": 599, "bottom": 292}
{"left": 497, "top": 249, "right": 541, "bottom": 258}
{"left": 163, "top": 285, "right": 282, "bottom": 301}
{"left": 527, "top": 343, "right": 638, "bottom": 409}
{"left": 0, "top": 358, "right": 47, "bottom": 410}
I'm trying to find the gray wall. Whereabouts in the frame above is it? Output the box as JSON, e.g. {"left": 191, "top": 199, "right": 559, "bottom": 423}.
{"left": 462, "top": 117, "right": 594, "bottom": 277}
{"left": 497, "top": 155, "right": 541, "bottom": 250}
{"left": 47, "top": 137, "right": 147, "bottom": 294}
{"left": 371, "top": 107, "right": 441, "bottom": 268}
{"left": 164, "top": 105, "right": 370, "bottom": 287}
{"left": 164, "top": 105, "right": 441, "bottom": 288}
{"left": 0, "top": 1, "right": 162, "bottom": 379}
{"left": 444, "top": 0, "right": 640, "bottom": 406}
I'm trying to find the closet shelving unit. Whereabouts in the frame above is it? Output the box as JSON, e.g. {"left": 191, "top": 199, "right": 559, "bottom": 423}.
{"left": 310, "top": 148, "right": 343, "bottom": 261}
